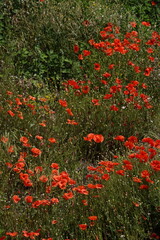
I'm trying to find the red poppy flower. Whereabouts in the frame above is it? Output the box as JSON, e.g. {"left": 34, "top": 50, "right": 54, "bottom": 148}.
{"left": 48, "top": 138, "right": 56, "bottom": 143}
{"left": 25, "top": 195, "right": 33, "bottom": 203}
{"left": 123, "top": 160, "right": 133, "bottom": 171}
{"left": 20, "top": 136, "right": 29, "bottom": 144}
{"left": 88, "top": 216, "right": 98, "bottom": 221}
{"left": 66, "top": 108, "right": 74, "bottom": 116}
{"left": 67, "top": 79, "right": 80, "bottom": 89}
{"left": 103, "top": 94, "right": 113, "bottom": 100}
{"left": 102, "top": 72, "right": 111, "bottom": 78}
{"left": 101, "top": 80, "right": 108, "bottom": 85}
{"left": 39, "top": 121, "right": 46, "bottom": 127}
{"left": 50, "top": 198, "right": 59, "bottom": 204}
{"left": 84, "top": 133, "right": 104, "bottom": 143}
{"left": 151, "top": 1, "right": 157, "bottom": 5}
{"left": 141, "top": 21, "right": 151, "bottom": 27}
{"left": 6, "top": 232, "right": 18, "bottom": 237}
{"left": 1, "top": 136, "right": 9, "bottom": 143}
{"left": 74, "top": 45, "right": 79, "bottom": 53}
{"left": 83, "top": 50, "right": 91, "bottom": 56}
{"left": 92, "top": 99, "right": 100, "bottom": 106}
{"left": 101, "top": 174, "right": 110, "bottom": 181}
{"left": 93, "top": 134, "right": 104, "bottom": 143}
{"left": 39, "top": 175, "right": 48, "bottom": 183}
{"left": 127, "top": 136, "right": 138, "bottom": 143}
{"left": 73, "top": 185, "right": 89, "bottom": 195}
{"left": 42, "top": 238, "right": 53, "bottom": 240}
{"left": 110, "top": 105, "right": 119, "bottom": 111}
{"left": 108, "top": 64, "right": 115, "bottom": 69}
{"left": 6, "top": 91, "right": 13, "bottom": 95}
{"left": 132, "top": 202, "right": 140, "bottom": 207}
{"left": 132, "top": 177, "right": 142, "bottom": 183}
{"left": 12, "top": 195, "right": 21, "bottom": 203}
{"left": 150, "top": 160, "right": 160, "bottom": 171}
{"left": 15, "top": 98, "right": 22, "bottom": 105}
{"left": 100, "top": 31, "right": 108, "bottom": 39}
{"left": 17, "top": 111, "right": 23, "bottom": 119}
{"left": 59, "top": 99, "right": 68, "bottom": 107}
{"left": 82, "top": 199, "right": 88, "bottom": 206}
{"left": 87, "top": 183, "right": 104, "bottom": 189}
{"left": 28, "top": 95, "right": 36, "bottom": 101}
{"left": 139, "top": 185, "right": 149, "bottom": 189}
{"left": 35, "top": 166, "right": 43, "bottom": 173}
{"left": 150, "top": 233, "right": 160, "bottom": 239}
{"left": 142, "top": 137, "right": 154, "bottom": 147}
{"left": 51, "top": 220, "right": 58, "bottom": 224}
{"left": 84, "top": 133, "right": 95, "bottom": 141}
{"left": 62, "top": 191, "right": 74, "bottom": 200}
{"left": 31, "top": 148, "right": 42, "bottom": 157}
{"left": 82, "top": 85, "right": 90, "bottom": 94}
{"left": 66, "top": 119, "right": 78, "bottom": 125}
{"left": 144, "top": 67, "right": 153, "bottom": 76}
{"left": 94, "top": 63, "right": 101, "bottom": 71}
{"left": 116, "top": 170, "right": 125, "bottom": 176}
{"left": 0, "top": 236, "right": 6, "bottom": 240}
{"left": 7, "top": 110, "right": 15, "bottom": 117}
{"left": 114, "top": 135, "right": 125, "bottom": 141}
{"left": 78, "top": 224, "right": 87, "bottom": 230}
{"left": 141, "top": 170, "right": 150, "bottom": 178}
{"left": 155, "top": 140, "right": 160, "bottom": 149}
{"left": 78, "top": 54, "right": 83, "bottom": 60}
{"left": 35, "top": 135, "right": 43, "bottom": 140}
{"left": 130, "top": 22, "right": 137, "bottom": 28}
{"left": 128, "top": 60, "right": 135, "bottom": 66}
{"left": 134, "top": 66, "right": 141, "bottom": 73}
{"left": 50, "top": 163, "right": 59, "bottom": 169}
{"left": 22, "top": 231, "right": 40, "bottom": 239}
{"left": 124, "top": 141, "right": 135, "bottom": 149}
{"left": 146, "top": 48, "right": 154, "bottom": 53}
{"left": 148, "top": 56, "right": 155, "bottom": 62}
{"left": 7, "top": 146, "right": 14, "bottom": 153}
{"left": 88, "top": 39, "right": 95, "bottom": 46}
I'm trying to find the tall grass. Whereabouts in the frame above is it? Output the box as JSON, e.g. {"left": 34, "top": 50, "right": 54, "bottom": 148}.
{"left": 0, "top": 0, "right": 138, "bottom": 88}
{"left": 0, "top": 1, "right": 160, "bottom": 239}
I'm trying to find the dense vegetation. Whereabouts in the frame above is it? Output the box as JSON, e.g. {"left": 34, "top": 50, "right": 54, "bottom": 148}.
{"left": 0, "top": 0, "right": 160, "bottom": 239}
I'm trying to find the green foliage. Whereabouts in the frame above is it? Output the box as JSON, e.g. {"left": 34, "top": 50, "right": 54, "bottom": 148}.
{"left": 0, "top": 0, "right": 137, "bottom": 89}
{"left": 0, "top": 0, "right": 159, "bottom": 90}
{"left": 118, "top": 0, "right": 160, "bottom": 26}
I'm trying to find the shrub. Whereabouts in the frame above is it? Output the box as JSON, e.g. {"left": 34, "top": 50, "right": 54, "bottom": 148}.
{"left": 0, "top": 0, "right": 137, "bottom": 89}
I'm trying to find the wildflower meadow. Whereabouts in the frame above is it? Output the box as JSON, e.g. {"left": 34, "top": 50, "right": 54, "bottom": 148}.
{"left": 0, "top": 0, "right": 160, "bottom": 239}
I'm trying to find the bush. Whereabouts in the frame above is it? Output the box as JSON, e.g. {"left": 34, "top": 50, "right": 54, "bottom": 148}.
{"left": 0, "top": 0, "right": 138, "bottom": 89}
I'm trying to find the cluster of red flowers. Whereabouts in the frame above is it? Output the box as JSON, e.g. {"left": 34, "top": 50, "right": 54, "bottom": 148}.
{"left": 1, "top": 92, "right": 55, "bottom": 121}
{"left": 84, "top": 133, "right": 104, "bottom": 143}
{"left": 0, "top": 20, "right": 160, "bottom": 239}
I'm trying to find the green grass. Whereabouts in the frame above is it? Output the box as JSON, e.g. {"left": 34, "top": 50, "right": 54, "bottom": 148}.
{"left": 0, "top": 1, "right": 160, "bottom": 239}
